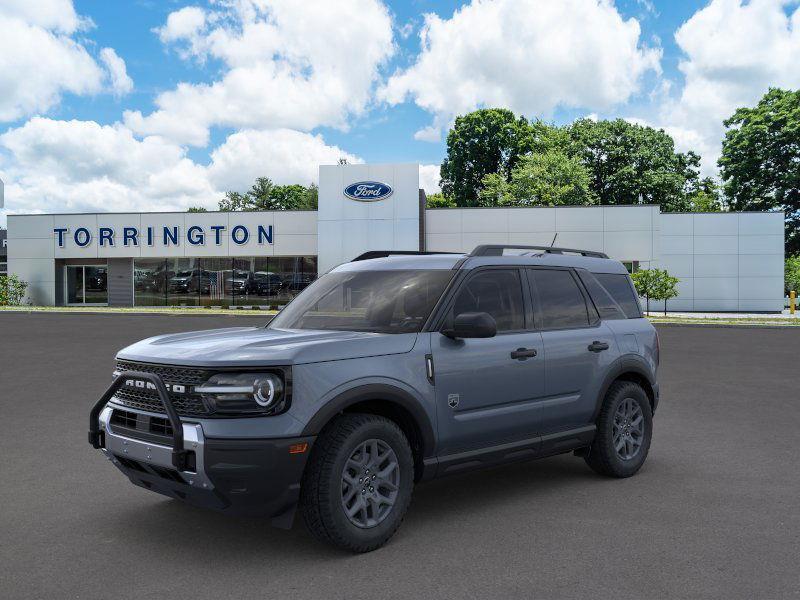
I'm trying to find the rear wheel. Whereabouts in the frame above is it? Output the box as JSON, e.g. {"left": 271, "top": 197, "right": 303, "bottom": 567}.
{"left": 584, "top": 381, "right": 653, "bottom": 478}
{"left": 300, "top": 413, "right": 414, "bottom": 552}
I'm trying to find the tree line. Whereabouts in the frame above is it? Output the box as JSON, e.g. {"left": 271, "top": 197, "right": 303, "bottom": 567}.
{"left": 431, "top": 88, "right": 800, "bottom": 257}
{"left": 190, "top": 177, "right": 318, "bottom": 212}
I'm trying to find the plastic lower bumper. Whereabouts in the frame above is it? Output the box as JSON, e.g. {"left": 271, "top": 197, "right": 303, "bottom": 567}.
{"left": 97, "top": 407, "right": 314, "bottom": 528}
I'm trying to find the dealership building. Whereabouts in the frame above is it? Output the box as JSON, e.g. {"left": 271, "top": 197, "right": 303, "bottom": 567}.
{"left": 6, "top": 162, "right": 785, "bottom": 312}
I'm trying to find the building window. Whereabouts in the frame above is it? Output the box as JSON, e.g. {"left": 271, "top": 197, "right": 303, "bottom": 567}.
{"left": 65, "top": 265, "right": 108, "bottom": 305}
{"left": 0, "top": 262, "right": 7, "bottom": 275}
{"left": 621, "top": 261, "right": 640, "bottom": 274}
{"left": 133, "top": 256, "right": 318, "bottom": 307}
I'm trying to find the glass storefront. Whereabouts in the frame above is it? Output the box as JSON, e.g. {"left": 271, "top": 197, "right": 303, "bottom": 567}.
{"left": 66, "top": 265, "right": 108, "bottom": 305}
{"left": 133, "top": 256, "right": 317, "bottom": 307}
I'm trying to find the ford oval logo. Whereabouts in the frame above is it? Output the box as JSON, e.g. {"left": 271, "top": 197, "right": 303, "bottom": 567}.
{"left": 344, "top": 181, "right": 393, "bottom": 202}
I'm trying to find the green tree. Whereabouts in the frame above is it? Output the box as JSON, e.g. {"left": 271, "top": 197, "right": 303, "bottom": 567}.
{"left": 477, "top": 173, "right": 511, "bottom": 206}
{"left": 270, "top": 184, "right": 310, "bottom": 210}
{"left": 631, "top": 268, "right": 680, "bottom": 315}
{"left": 218, "top": 190, "right": 251, "bottom": 212}
{"left": 187, "top": 206, "right": 208, "bottom": 213}
{"left": 304, "top": 183, "right": 319, "bottom": 210}
{"left": 504, "top": 151, "right": 594, "bottom": 207}
{"left": 567, "top": 118, "right": 700, "bottom": 211}
{"left": 786, "top": 255, "right": 800, "bottom": 296}
{"left": 719, "top": 88, "right": 800, "bottom": 254}
{"left": 631, "top": 268, "right": 659, "bottom": 314}
{"left": 0, "top": 274, "right": 28, "bottom": 306}
{"left": 686, "top": 177, "right": 726, "bottom": 212}
{"left": 653, "top": 270, "right": 680, "bottom": 315}
{"left": 440, "top": 108, "right": 545, "bottom": 206}
{"left": 218, "top": 178, "right": 319, "bottom": 212}
{"left": 245, "top": 177, "right": 275, "bottom": 210}
{"left": 425, "top": 192, "right": 456, "bottom": 208}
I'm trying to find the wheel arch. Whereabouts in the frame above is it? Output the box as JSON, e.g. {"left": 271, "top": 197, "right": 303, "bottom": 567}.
{"left": 301, "top": 384, "right": 435, "bottom": 482}
{"left": 593, "top": 357, "right": 657, "bottom": 420}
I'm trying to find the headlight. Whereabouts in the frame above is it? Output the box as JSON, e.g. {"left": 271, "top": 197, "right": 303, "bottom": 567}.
{"left": 196, "top": 372, "right": 285, "bottom": 415}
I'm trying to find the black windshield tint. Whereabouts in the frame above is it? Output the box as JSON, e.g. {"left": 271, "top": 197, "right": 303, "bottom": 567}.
{"left": 269, "top": 270, "right": 454, "bottom": 333}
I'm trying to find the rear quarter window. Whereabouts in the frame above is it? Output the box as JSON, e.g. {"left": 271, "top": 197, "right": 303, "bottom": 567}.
{"left": 593, "top": 273, "right": 642, "bottom": 319}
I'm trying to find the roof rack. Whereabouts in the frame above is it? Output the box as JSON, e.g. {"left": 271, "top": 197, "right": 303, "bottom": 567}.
{"left": 351, "top": 250, "right": 461, "bottom": 262}
{"left": 470, "top": 244, "right": 609, "bottom": 259}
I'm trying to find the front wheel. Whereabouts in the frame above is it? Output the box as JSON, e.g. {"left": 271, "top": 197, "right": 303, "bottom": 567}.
{"left": 300, "top": 414, "right": 414, "bottom": 553}
{"left": 584, "top": 381, "right": 653, "bottom": 478}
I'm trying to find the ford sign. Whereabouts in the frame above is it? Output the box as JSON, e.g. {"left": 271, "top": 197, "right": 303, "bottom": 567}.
{"left": 344, "top": 181, "right": 393, "bottom": 202}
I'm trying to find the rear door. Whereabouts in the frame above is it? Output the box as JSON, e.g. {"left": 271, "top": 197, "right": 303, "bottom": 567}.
{"left": 432, "top": 267, "right": 545, "bottom": 455}
{"left": 527, "top": 268, "right": 618, "bottom": 433}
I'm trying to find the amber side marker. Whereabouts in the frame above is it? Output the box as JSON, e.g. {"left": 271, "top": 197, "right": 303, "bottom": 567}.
{"left": 289, "top": 443, "right": 308, "bottom": 454}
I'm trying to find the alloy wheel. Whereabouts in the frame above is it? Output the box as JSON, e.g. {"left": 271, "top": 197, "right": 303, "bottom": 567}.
{"left": 340, "top": 439, "right": 400, "bottom": 528}
{"left": 612, "top": 398, "right": 645, "bottom": 460}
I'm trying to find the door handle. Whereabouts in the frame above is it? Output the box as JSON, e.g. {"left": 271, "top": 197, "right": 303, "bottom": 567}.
{"left": 510, "top": 347, "right": 537, "bottom": 360}
{"left": 588, "top": 341, "right": 610, "bottom": 352}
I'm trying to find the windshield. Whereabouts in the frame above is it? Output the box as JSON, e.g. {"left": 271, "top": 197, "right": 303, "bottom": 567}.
{"left": 269, "top": 270, "right": 454, "bottom": 333}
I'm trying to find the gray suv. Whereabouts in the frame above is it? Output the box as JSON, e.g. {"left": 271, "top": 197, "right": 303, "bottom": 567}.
{"left": 89, "top": 245, "right": 659, "bottom": 552}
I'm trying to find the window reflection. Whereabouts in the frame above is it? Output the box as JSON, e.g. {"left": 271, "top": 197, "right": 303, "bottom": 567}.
{"left": 133, "top": 256, "right": 318, "bottom": 307}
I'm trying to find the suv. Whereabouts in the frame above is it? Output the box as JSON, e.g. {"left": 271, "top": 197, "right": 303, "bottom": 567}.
{"left": 89, "top": 245, "right": 659, "bottom": 553}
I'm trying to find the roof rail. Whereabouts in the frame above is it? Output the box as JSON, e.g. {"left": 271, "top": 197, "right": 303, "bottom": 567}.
{"left": 351, "top": 250, "right": 461, "bottom": 262}
{"left": 470, "top": 244, "right": 609, "bottom": 259}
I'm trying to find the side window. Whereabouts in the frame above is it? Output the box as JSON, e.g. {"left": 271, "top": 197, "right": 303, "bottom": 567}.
{"left": 577, "top": 271, "right": 626, "bottom": 320}
{"left": 594, "top": 273, "right": 643, "bottom": 318}
{"left": 449, "top": 269, "right": 525, "bottom": 332}
{"left": 529, "top": 269, "right": 590, "bottom": 329}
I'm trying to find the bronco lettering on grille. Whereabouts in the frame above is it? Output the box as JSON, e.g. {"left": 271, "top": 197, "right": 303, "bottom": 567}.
{"left": 124, "top": 379, "right": 187, "bottom": 394}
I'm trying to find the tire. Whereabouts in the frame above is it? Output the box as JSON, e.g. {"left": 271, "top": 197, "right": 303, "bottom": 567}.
{"left": 300, "top": 413, "right": 414, "bottom": 553}
{"left": 584, "top": 381, "right": 653, "bottom": 478}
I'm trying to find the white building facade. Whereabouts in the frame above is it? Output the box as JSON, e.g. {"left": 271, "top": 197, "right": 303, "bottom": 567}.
{"left": 6, "top": 162, "right": 785, "bottom": 312}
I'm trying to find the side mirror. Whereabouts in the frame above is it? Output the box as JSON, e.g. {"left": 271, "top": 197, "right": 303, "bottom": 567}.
{"left": 443, "top": 312, "right": 497, "bottom": 339}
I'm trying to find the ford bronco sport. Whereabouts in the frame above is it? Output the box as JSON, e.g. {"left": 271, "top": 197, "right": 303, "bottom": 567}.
{"left": 89, "top": 245, "right": 659, "bottom": 552}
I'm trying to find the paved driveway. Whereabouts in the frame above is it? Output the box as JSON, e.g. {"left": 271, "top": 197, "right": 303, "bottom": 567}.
{"left": 0, "top": 313, "right": 798, "bottom": 599}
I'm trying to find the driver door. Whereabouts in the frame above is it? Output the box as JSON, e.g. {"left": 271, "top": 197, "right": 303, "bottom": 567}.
{"left": 432, "top": 268, "right": 545, "bottom": 455}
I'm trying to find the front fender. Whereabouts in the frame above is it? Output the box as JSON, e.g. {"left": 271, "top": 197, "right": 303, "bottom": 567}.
{"left": 300, "top": 380, "right": 436, "bottom": 458}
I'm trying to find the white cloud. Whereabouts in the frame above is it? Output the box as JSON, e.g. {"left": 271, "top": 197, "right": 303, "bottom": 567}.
{"left": 418, "top": 164, "right": 441, "bottom": 195}
{"left": 0, "top": 118, "right": 362, "bottom": 218}
{"left": 657, "top": 0, "right": 800, "bottom": 174}
{"left": 0, "top": 0, "right": 83, "bottom": 32}
{"left": 206, "top": 129, "right": 361, "bottom": 193}
{"left": 126, "top": 0, "right": 394, "bottom": 146}
{"left": 100, "top": 48, "right": 134, "bottom": 96}
{"left": 156, "top": 6, "right": 207, "bottom": 44}
{"left": 0, "top": 2, "right": 132, "bottom": 122}
{"left": 380, "top": 0, "right": 661, "bottom": 141}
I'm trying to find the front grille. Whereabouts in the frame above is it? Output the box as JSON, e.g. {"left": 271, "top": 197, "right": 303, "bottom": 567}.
{"left": 113, "top": 360, "right": 212, "bottom": 417}
{"left": 110, "top": 408, "right": 175, "bottom": 444}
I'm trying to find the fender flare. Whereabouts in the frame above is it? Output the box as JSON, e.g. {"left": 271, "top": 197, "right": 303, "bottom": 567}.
{"left": 301, "top": 383, "right": 436, "bottom": 458}
{"left": 593, "top": 355, "right": 657, "bottom": 420}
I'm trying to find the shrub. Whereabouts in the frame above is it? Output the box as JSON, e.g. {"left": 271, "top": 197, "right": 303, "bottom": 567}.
{"left": 0, "top": 274, "right": 29, "bottom": 306}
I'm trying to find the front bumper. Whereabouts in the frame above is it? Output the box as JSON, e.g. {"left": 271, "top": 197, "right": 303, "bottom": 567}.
{"left": 97, "top": 406, "right": 314, "bottom": 526}
{"left": 90, "top": 371, "right": 314, "bottom": 528}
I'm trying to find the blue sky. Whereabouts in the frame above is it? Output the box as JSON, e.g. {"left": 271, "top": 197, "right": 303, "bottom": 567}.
{"left": 56, "top": 0, "right": 700, "bottom": 165}
{"left": 1, "top": 0, "right": 799, "bottom": 222}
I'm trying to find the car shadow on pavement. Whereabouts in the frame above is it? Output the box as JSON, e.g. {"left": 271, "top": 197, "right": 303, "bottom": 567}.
{"left": 105, "top": 452, "right": 627, "bottom": 559}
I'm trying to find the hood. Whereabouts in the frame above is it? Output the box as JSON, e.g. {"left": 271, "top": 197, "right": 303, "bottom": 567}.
{"left": 116, "top": 327, "right": 418, "bottom": 367}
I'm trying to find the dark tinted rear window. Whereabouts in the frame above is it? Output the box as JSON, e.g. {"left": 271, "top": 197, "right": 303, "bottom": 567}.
{"left": 578, "top": 271, "right": 626, "bottom": 320}
{"left": 594, "top": 273, "right": 642, "bottom": 318}
{"left": 529, "top": 269, "right": 590, "bottom": 329}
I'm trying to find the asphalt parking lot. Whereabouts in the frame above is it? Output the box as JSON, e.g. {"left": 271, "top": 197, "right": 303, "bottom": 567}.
{"left": 1, "top": 313, "right": 798, "bottom": 599}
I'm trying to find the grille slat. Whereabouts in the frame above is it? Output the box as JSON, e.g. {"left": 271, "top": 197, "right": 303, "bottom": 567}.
{"left": 113, "top": 360, "right": 212, "bottom": 416}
